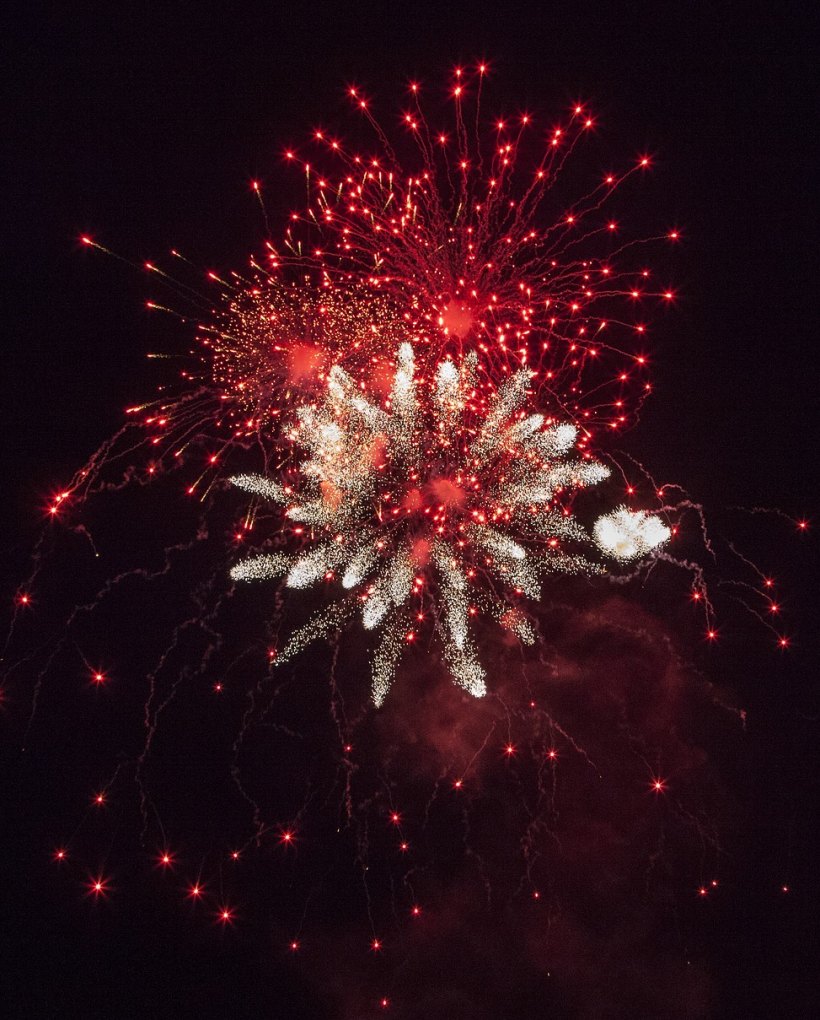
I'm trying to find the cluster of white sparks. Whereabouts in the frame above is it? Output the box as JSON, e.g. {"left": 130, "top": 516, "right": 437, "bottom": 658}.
{"left": 230, "top": 344, "right": 670, "bottom": 706}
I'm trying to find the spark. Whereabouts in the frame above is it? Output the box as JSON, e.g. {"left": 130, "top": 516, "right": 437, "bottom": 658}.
{"left": 592, "top": 507, "right": 671, "bottom": 561}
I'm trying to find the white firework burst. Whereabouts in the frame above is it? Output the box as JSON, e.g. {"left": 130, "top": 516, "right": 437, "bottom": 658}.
{"left": 592, "top": 507, "right": 671, "bottom": 562}
{"left": 230, "top": 344, "right": 668, "bottom": 706}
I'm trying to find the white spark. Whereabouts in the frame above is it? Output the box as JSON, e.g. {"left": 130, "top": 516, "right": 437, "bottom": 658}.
{"left": 593, "top": 507, "right": 671, "bottom": 562}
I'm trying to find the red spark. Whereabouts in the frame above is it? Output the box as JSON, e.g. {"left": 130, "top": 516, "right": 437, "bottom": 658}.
{"left": 87, "top": 875, "right": 110, "bottom": 898}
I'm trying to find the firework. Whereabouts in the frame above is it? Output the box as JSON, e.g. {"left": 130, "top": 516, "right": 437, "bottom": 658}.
{"left": 593, "top": 506, "right": 671, "bottom": 562}
{"left": 12, "top": 64, "right": 806, "bottom": 1020}
{"left": 267, "top": 66, "right": 677, "bottom": 435}
{"left": 202, "top": 276, "right": 409, "bottom": 425}
{"left": 230, "top": 343, "right": 669, "bottom": 705}
{"left": 66, "top": 70, "right": 677, "bottom": 515}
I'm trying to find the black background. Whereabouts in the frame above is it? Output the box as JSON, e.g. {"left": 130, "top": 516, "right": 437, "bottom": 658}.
{"left": 2, "top": 2, "right": 818, "bottom": 1017}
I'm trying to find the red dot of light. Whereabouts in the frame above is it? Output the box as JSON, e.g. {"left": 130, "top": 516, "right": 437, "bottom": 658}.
{"left": 371, "top": 938, "right": 382, "bottom": 952}
{"left": 88, "top": 876, "right": 108, "bottom": 897}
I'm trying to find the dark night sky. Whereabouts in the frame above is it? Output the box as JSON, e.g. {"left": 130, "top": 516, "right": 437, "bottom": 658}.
{"left": 2, "top": 3, "right": 818, "bottom": 1018}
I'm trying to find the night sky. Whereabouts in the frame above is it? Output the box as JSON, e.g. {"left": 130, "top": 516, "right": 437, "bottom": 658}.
{"left": 3, "top": 4, "right": 818, "bottom": 1018}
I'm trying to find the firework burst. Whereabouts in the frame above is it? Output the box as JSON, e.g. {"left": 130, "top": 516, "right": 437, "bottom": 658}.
{"left": 65, "top": 69, "right": 678, "bottom": 516}
{"left": 230, "top": 342, "right": 669, "bottom": 705}
{"left": 268, "top": 66, "right": 677, "bottom": 433}
{"left": 202, "top": 276, "right": 409, "bottom": 425}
